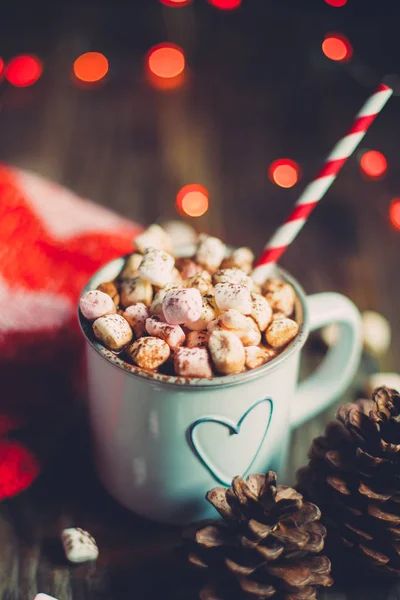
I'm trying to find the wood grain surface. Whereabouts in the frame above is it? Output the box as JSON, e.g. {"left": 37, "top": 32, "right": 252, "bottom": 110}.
{"left": 0, "top": 1, "right": 398, "bottom": 598}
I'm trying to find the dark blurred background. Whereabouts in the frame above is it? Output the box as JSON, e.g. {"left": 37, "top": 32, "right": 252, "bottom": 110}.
{"left": 0, "top": 0, "right": 399, "bottom": 362}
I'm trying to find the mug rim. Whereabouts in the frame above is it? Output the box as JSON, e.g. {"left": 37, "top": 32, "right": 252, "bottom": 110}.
{"left": 79, "top": 256, "right": 310, "bottom": 389}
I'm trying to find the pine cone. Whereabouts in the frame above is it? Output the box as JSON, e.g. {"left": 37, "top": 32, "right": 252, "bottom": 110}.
{"left": 297, "top": 386, "right": 400, "bottom": 577}
{"left": 184, "top": 471, "right": 333, "bottom": 600}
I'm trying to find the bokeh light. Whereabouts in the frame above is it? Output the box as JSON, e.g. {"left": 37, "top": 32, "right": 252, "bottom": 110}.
{"left": 0, "top": 58, "right": 4, "bottom": 80}
{"left": 146, "top": 43, "right": 186, "bottom": 90}
{"left": 147, "top": 44, "right": 185, "bottom": 79}
{"left": 322, "top": 34, "right": 352, "bottom": 62}
{"left": 360, "top": 150, "right": 387, "bottom": 179}
{"left": 160, "top": 0, "right": 192, "bottom": 5}
{"left": 208, "top": 0, "right": 241, "bottom": 9}
{"left": 5, "top": 55, "right": 43, "bottom": 87}
{"left": 390, "top": 199, "right": 400, "bottom": 230}
{"left": 268, "top": 159, "right": 300, "bottom": 188}
{"left": 73, "top": 52, "right": 109, "bottom": 83}
{"left": 325, "top": 0, "right": 347, "bottom": 6}
{"left": 176, "top": 184, "right": 209, "bottom": 217}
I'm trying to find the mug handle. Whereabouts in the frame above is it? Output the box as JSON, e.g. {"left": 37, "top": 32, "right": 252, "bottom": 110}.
{"left": 290, "top": 292, "right": 362, "bottom": 429}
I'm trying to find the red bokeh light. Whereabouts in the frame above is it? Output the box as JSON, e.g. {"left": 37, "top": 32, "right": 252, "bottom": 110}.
{"left": 390, "top": 199, "right": 400, "bottom": 230}
{"left": 146, "top": 43, "right": 186, "bottom": 90}
{"left": 268, "top": 159, "right": 300, "bottom": 188}
{"left": 160, "top": 0, "right": 192, "bottom": 5}
{"left": 0, "top": 58, "right": 4, "bottom": 80}
{"left": 5, "top": 55, "right": 43, "bottom": 87}
{"left": 176, "top": 184, "right": 209, "bottom": 217}
{"left": 208, "top": 0, "right": 241, "bottom": 9}
{"left": 322, "top": 34, "right": 352, "bottom": 62}
{"left": 147, "top": 44, "right": 185, "bottom": 79}
{"left": 360, "top": 150, "right": 387, "bottom": 179}
{"left": 73, "top": 52, "right": 109, "bottom": 83}
{"left": 325, "top": 0, "right": 347, "bottom": 6}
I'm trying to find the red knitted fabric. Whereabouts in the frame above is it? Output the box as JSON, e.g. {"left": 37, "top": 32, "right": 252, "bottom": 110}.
{"left": 0, "top": 164, "right": 141, "bottom": 499}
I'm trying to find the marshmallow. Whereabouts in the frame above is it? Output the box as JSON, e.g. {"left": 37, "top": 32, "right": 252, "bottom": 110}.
{"left": 245, "top": 346, "right": 269, "bottom": 370}
{"left": 208, "top": 330, "right": 245, "bottom": 375}
{"left": 34, "top": 595, "right": 59, "bottom": 600}
{"left": 171, "top": 267, "right": 184, "bottom": 286}
{"left": 119, "top": 253, "right": 143, "bottom": 279}
{"left": 123, "top": 303, "right": 149, "bottom": 338}
{"left": 79, "top": 290, "right": 116, "bottom": 321}
{"left": 186, "top": 330, "right": 210, "bottom": 349}
{"left": 265, "top": 318, "right": 299, "bottom": 348}
{"left": 120, "top": 277, "right": 153, "bottom": 307}
{"left": 214, "top": 283, "right": 252, "bottom": 315}
{"left": 362, "top": 310, "right": 391, "bottom": 357}
{"left": 138, "top": 247, "right": 175, "bottom": 288}
{"left": 61, "top": 528, "right": 99, "bottom": 563}
{"left": 185, "top": 270, "right": 213, "bottom": 295}
{"left": 145, "top": 316, "right": 185, "bottom": 349}
{"left": 218, "top": 308, "right": 249, "bottom": 332}
{"left": 149, "top": 285, "right": 178, "bottom": 318}
{"left": 134, "top": 224, "right": 172, "bottom": 254}
{"left": 263, "top": 280, "right": 295, "bottom": 316}
{"left": 251, "top": 293, "right": 273, "bottom": 332}
{"left": 195, "top": 234, "right": 226, "bottom": 272}
{"left": 221, "top": 247, "right": 254, "bottom": 274}
{"left": 162, "top": 288, "right": 203, "bottom": 325}
{"left": 162, "top": 220, "right": 198, "bottom": 248}
{"left": 97, "top": 281, "right": 120, "bottom": 307}
{"left": 213, "top": 268, "right": 253, "bottom": 290}
{"left": 92, "top": 314, "right": 133, "bottom": 351}
{"left": 185, "top": 296, "right": 216, "bottom": 331}
{"left": 240, "top": 317, "right": 262, "bottom": 347}
{"left": 129, "top": 336, "right": 170, "bottom": 370}
{"left": 211, "top": 310, "right": 262, "bottom": 346}
{"left": 174, "top": 347, "right": 213, "bottom": 378}
{"left": 175, "top": 257, "right": 202, "bottom": 280}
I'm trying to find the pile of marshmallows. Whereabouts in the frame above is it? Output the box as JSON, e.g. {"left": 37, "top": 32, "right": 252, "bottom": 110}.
{"left": 79, "top": 225, "right": 299, "bottom": 379}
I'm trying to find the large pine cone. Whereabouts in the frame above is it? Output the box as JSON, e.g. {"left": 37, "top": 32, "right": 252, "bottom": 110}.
{"left": 184, "top": 471, "right": 333, "bottom": 599}
{"left": 297, "top": 386, "right": 400, "bottom": 577}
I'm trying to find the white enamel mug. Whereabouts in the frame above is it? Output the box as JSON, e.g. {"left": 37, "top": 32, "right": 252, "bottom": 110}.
{"left": 79, "top": 257, "right": 362, "bottom": 525}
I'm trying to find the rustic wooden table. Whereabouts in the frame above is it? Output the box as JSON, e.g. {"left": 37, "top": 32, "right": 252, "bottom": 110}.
{"left": 0, "top": 2, "right": 399, "bottom": 598}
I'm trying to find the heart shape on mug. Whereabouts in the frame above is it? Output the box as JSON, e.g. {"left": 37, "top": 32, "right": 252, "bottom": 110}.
{"left": 188, "top": 398, "right": 273, "bottom": 486}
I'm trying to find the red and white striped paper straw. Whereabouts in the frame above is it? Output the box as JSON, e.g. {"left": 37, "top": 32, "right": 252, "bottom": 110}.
{"left": 252, "top": 83, "right": 393, "bottom": 284}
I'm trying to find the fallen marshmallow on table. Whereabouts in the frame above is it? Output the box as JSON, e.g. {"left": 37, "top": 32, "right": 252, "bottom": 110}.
{"left": 61, "top": 528, "right": 99, "bottom": 563}
{"left": 138, "top": 247, "right": 175, "bottom": 288}
{"left": 174, "top": 347, "right": 213, "bottom": 378}
{"left": 79, "top": 290, "right": 116, "bottom": 321}
{"left": 162, "top": 288, "right": 203, "bottom": 325}
{"left": 92, "top": 314, "right": 133, "bottom": 351}
{"left": 145, "top": 316, "right": 185, "bottom": 349}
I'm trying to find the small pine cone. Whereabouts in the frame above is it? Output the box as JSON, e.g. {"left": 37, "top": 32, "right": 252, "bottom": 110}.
{"left": 184, "top": 472, "right": 333, "bottom": 599}
{"left": 297, "top": 386, "right": 400, "bottom": 578}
